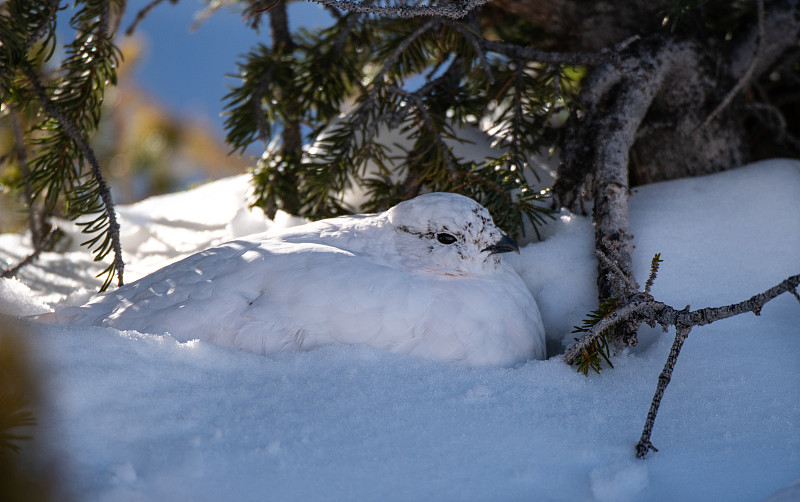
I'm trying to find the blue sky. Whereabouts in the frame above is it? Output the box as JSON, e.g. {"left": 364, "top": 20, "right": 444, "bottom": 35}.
{"left": 121, "top": 1, "right": 332, "bottom": 141}
{"left": 55, "top": 1, "right": 333, "bottom": 146}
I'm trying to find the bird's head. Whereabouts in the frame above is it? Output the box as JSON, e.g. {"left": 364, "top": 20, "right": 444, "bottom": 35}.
{"left": 386, "top": 192, "right": 519, "bottom": 277}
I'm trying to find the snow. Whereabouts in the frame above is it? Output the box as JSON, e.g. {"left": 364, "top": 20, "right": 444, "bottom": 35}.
{"left": 2, "top": 159, "right": 799, "bottom": 501}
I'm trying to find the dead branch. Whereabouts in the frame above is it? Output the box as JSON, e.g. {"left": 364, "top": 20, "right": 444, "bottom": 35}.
{"left": 564, "top": 267, "right": 800, "bottom": 458}
{"left": 635, "top": 322, "right": 691, "bottom": 459}
{"left": 553, "top": 0, "right": 800, "bottom": 328}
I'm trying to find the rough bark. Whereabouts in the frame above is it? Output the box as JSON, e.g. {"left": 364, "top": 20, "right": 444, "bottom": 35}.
{"left": 546, "top": 0, "right": 800, "bottom": 339}
{"left": 499, "top": 0, "right": 800, "bottom": 192}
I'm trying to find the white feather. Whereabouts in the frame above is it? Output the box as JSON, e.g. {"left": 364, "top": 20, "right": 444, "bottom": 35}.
{"left": 51, "top": 193, "right": 545, "bottom": 366}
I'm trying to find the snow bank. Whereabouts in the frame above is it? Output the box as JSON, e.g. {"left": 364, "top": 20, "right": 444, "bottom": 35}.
{"left": 1, "top": 159, "right": 798, "bottom": 501}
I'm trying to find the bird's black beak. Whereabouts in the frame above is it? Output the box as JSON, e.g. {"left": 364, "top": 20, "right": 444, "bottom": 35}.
{"left": 482, "top": 234, "right": 520, "bottom": 255}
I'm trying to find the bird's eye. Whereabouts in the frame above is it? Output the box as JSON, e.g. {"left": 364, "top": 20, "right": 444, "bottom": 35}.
{"left": 436, "top": 233, "right": 457, "bottom": 245}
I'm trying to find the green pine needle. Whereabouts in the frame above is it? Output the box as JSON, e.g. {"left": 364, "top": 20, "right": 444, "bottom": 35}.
{"left": 571, "top": 297, "right": 620, "bottom": 375}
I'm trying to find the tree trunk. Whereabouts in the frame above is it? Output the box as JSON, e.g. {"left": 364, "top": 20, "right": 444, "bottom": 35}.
{"left": 503, "top": 0, "right": 800, "bottom": 347}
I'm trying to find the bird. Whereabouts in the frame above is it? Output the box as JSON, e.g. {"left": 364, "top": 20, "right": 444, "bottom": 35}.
{"left": 48, "top": 192, "right": 545, "bottom": 366}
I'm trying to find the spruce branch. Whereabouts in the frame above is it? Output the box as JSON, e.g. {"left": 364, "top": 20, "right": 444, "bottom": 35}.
{"left": 24, "top": 67, "right": 125, "bottom": 290}
{"left": 0, "top": 0, "right": 57, "bottom": 70}
{"left": 371, "top": 17, "right": 441, "bottom": 85}
{"left": 643, "top": 253, "right": 662, "bottom": 295}
{"left": 444, "top": 18, "right": 493, "bottom": 84}
{"left": 569, "top": 296, "right": 620, "bottom": 375}
{"left": 334, "top": 12, "right": 363, "bottom": 53}
{"left": 387, "top": 84, "right": 457, "bottom": 175}
{"left": 244, "top": 0, "right": 284, "bottom": 31}
{"left": 564, "top": 298, "right": 663, "bottom": 366}
{"left": 226, "top": 3, "right": 559, "bottom": 236}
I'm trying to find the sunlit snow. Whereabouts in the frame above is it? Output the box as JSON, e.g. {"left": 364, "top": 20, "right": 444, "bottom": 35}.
{"left": 1, "top": 159, "right": 798, "bottom": 501}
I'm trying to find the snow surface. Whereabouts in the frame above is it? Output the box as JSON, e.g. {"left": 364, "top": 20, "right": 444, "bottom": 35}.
{"left": 1, "top": 159, "right": 799, "bottom": 501}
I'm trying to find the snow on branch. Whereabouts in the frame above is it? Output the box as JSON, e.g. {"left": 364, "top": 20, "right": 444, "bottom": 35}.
{"left": 564, "top": 253, "right": 800, "bottom": 459}
{"left": 307, "top": 0, "right": 490, "bottom": 19}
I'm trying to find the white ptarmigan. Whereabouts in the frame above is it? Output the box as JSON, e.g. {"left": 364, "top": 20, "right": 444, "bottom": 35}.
{"left": 52, "top": 192, "right": 545, "bottom": 366}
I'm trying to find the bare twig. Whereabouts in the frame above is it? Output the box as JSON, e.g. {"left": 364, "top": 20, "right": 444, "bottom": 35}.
{"left": 566, "top": 273, "right": 800, "bottom": 365}
{"left": 636, "top": 322, "right": 691, "bottom": 459}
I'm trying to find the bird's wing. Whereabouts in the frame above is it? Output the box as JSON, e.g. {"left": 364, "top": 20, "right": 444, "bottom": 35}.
{"left": 54, "top": 231, "right": 544, "bottom": 365}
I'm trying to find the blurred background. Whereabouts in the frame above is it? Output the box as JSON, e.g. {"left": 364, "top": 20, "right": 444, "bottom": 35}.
{"left": 0, "top": 0, "right": 331, "bottom": 233}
